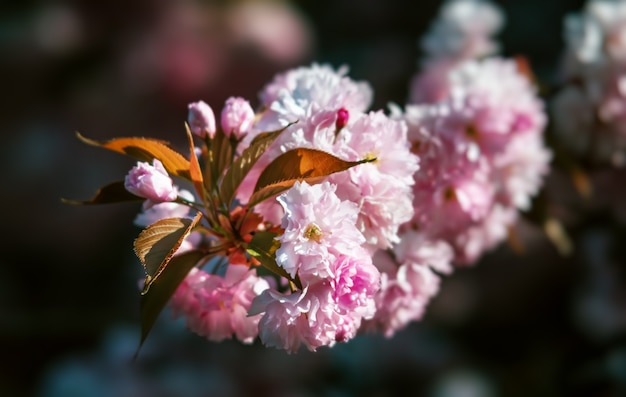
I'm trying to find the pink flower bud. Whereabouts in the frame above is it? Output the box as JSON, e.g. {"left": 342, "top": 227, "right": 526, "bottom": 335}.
{"left": 187, "top": 100, "right": 216, "bottom": 138}
{"left": 124, "top": 159, "right": 178, "bottom": 204}
{"left": 220, "top": 96, "right": 255, "bottom": 139}
{"left": 335, "top": 107, "right": 349, "bottom": 130}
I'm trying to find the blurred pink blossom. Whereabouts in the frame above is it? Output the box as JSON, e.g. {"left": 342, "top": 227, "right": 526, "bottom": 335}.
{"left": 171, "top": 265, "right": 270, "bottom": 344}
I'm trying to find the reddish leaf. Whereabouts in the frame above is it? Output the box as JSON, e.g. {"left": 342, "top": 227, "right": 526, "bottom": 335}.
{"left": 184, "top": 124, "right": 206, "bottom": 202}
{"left": 248, "top": 148, "right": 373, "bottom": 206}
{"left": 248, "top": 181, "right": 309, "bottom": 207}
{"left": 76, "top": 132, "right": 191, "bottom": 179}
{"left": 254, "top": 148, "right": 372, "bottom": 191}
{"left": 61, "top": 181, "right": 143, "bottom": 205}
{"left": 134, "top": 212, "right": 203, "bottom": 293}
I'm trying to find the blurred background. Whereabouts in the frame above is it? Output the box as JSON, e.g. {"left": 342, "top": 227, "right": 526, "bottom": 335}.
{"left": 2, "top": 0, "right": 626, "bottom": 396}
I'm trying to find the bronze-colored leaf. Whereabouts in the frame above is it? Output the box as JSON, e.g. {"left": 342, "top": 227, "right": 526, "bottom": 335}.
{"left": 184, "top": 124, "right": 206, "bottom": 202}
{"left": 137, "top": 249, "right": 207, "bottom": 355}
{"left": 61, "top": 181, "right": 143, "bottom": 205}
{"left": 219, "top": 124, "right": 291, "bottom": 206}
{"left": 254, "top": 148, "right": 372, "bottom": 192}
{"left": 76, "top": 132, "right": 191, "bottom": 179}
{"left": 246, "top": 231, "right": 302, "bottom": 290}
{"left": 248, "top": 179, "right": 320, "bottom": 207}
{"left": 247, "top": 148, "right": 373, "bottom": 206}
{"left": 134, "top": 212, "right": 203, "bottom": 293}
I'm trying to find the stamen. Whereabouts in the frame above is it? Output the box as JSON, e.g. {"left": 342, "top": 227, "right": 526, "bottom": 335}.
{"left": 303, "top": 223, "right": 323, "bottom": 243}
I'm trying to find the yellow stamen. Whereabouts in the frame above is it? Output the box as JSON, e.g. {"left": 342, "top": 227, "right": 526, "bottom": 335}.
{"left": 303, "top": 223, "right": 323, "bottom": 243}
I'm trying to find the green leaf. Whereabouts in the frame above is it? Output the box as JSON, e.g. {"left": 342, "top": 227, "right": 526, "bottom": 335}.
{"left": 219, "top": 124, "right": 292, "bottom": 206}
{"left": 137, "top": 249, "right": 207, "bottom": 354}
{"left": 246, "top": 231, "right": 302, "bottom": 290}
{"left": 61, "top": 181, "right": 143, "bottom": 205}
{"left": 248, "top": 148, "right": 373, "bottom": 206}
{"left": 134, "top": 212, "right": 203, "bottom": 293}
{"left": 76, "top": 132, "right": 191, "bottom": 179}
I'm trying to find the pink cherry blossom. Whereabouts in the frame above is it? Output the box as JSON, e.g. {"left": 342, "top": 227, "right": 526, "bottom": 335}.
{"left": 330, "top": 252, "right": 380, "bottom": 318}
{"left": 237, "top": 66, "right": 416, "bottom": 255}
{"left": 275, "top": 181, "right": 365, "bottom": 283}
{"left": 554, "top": 0, "right": 626, "bottom": 165}
{"left": 255, "top": 63, "right": 373, "bottom": 132}
{"left": 410, "top": 0, "right": 504, "bottom": 104}
{"left": 171, "top": 265, "right": 270, "bottom": 344}
{"left": 452, "top": 204, "right": 518, "bottom": 265}
{"left": 399, "top": 56, "right": 550, "bottom": 265}
{"left": 394, "top": 229, "right": 455, "bottom": 275}
{"left": 364, "top": 250, "right": 441, "bottom": 337}
{"left": 402, "top": 103, "right": 495, "bottom": 241}
{"left": 492, "top": 132, "right": 552, "bottom": 210}
{"left": 329, "top": 110, "right": 419, "bottom": 250}
{"left": 250, "top": 282, "right": 365, "bottom": 353}
{"left": 421, "top": 0, "right": 504, "bottom": 63}
{"left": 441, "top": 58, "right": 547, "bottom": 158}
{"left": 563, "top": 0, "right": 626, "bottom": 66}
{"left": 124, "top": 159, "right": 178, "bottom": 205}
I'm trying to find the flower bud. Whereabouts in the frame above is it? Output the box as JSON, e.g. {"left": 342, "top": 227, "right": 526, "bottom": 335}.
{"left": 335, "top": 107, "right": 349, "bottom": 131}
{"left": 124, "top": 159, "right": 178, "bottom": 204}
{"left": 220, "top": 96, "right": 255, "bottom": 139}
{"left": 187, "top": 100, "right": 216, "bottom": 138}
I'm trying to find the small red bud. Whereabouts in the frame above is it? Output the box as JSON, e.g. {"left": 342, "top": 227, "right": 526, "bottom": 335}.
{"left": 335, "top": 108, "right": 349, "bottom": 131}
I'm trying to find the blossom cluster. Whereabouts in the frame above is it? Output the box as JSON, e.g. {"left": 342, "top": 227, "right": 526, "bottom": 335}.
{"left": 398, "top": 0, "right": 551, "bottom": 265}
{"left": 170, "top": 64, "right": 420, "bottom": 352}
{"left": 398, "top": 58, "right": 551, "bottom": 265}
{"left": 552, "top": 0, "right": 626, "bottom": 166}
{"left": 69, "top": 0, "right": 556, "bottom": 354}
